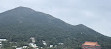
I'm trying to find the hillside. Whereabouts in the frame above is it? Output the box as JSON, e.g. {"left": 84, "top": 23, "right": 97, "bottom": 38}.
{"left": 0, "top": 7, "right": 111, "bottom": 49}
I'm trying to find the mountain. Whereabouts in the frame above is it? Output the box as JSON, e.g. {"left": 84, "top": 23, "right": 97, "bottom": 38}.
{"left": 0, "top": 6, "right": 111, "bottom": 49}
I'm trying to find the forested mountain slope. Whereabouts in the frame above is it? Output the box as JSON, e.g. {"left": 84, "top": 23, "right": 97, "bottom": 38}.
{"left": 0, "top": 7, "right": 111, "bottom": 49}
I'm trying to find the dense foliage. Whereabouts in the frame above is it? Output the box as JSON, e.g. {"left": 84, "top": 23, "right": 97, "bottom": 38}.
{"left": 0, "top": 7, "right": 111, "bottom": 49}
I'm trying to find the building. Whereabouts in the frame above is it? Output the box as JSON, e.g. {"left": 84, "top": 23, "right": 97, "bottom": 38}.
{"left": 23, "top": 46, "right": 28, "bottom": 48}
{"left": 29, "top": 43, "right": 38, "bottom": 48}
{"left": 82, "top": 41, "right": 101, "bottom": 49}
{"left": 42, "top": 40, "right": 47, "bottom": 46}
{"left": 0, "top": 39, "right": 7, "bottom": 42}
{"left": 50, "top": 45, "right": 53, "bottom": 48}
{"left": 0, "top": 42, "right": 2, "bottom": 49}
{"left": 30, "top": 37, "right": 35, "bottom": 43}
{"left": 16, "top": 47, "right": 22, "bottom": 49}
{"left": 0, "top": 39, "right": 7, "bottom": 49}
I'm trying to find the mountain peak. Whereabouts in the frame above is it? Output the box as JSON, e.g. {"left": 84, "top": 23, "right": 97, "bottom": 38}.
{"left": 3, "top": 6, "right": 38, "bottom": 15}
{"left": 13, "top": 6, "right": 33, "bottom": 10}
{"left": 15, "top": 6, "right": 30, "bottom": 9}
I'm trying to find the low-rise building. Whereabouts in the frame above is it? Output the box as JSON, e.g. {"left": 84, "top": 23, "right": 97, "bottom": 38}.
{"left": 82, "top": 41, "right": 101, "bottom": 49}
{"left": 0, "top": 39, "right": 7, "bottom": 42}
{"left": 16, "top": 47, "right": 22, "bottom": 49}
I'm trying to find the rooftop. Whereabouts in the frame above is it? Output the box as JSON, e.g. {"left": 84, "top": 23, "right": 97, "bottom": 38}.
{"left": 82, "top": 41, "right": 100, "bottom": 46}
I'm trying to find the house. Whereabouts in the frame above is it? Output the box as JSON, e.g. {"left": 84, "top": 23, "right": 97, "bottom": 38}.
{"left": 82, "top": 41, "right": 101, "bottom": 49}
{"left": 42, "top": 40, "right": 47, "bottom": 46}
{"left": 50, "top": 45, "right": 53, "bottom": 48}
{"left": 0, "top": 39, "right": 7, "bottom": 49}
{"left": 30, "top": 37, "right": 35, "bottom": 43}
{"left": 0, "top": 42, "right": 2, "bottom": 49}
{"left": 29, "top": 43, "right": 38, "bottom": 48}
{"left": 0, "top": 39, "right": 7, "bottom": 42}
{"left": 58, "top": 43, "right": 64, "bottom": 45}
{"left": 16, "top": 47, "right": 22, "bottom": 49}
{"left": 23, "top": 46, "right": 28, "bottom": 48}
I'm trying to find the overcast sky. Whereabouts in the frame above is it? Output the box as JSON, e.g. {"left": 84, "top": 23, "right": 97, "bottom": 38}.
{"left": 0, "top": 0, "right": 111, "bottom": 37}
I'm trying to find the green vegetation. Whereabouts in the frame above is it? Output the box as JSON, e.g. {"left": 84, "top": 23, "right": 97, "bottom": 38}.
{"left": 0, "top": 7, "right": 111, "bottom": 49}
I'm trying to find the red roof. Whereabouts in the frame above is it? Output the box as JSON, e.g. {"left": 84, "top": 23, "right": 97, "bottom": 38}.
{"left": 82, "top": 41, "right": 100, "bottom": 46}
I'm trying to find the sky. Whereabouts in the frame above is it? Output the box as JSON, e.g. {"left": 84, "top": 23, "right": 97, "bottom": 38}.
{"left": 0, "top": 0, "right": 111, "bottom": 37}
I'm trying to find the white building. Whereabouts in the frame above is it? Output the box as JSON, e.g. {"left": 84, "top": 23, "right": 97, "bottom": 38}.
{"left": 58, "top": 43, "right": 64, "bottom": 45}
{"left": 30, "top": 37, "right": 35, "bottom": 43}
{"left": 0, "top": 39, "right": 7, "bottom": 42}
{"left": 0, "top": 39, "right": 7, "bottom": 49}
{"left": 0, "top": 42, "right": 2, "bottom": 49}
{"left": 16, "top": 47, "right": 22, "bottom": 49}
{"left": 23, "top": 46, "right": 28, "bottom": 48}
{"left": 42, "top": 40, "right": 47, "bottom": 45}
{"left": 29, "top": 43, "right": 38, "bottom": 48}
{"left": 50, "top": 45, "right": 53, "bottom": 48}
